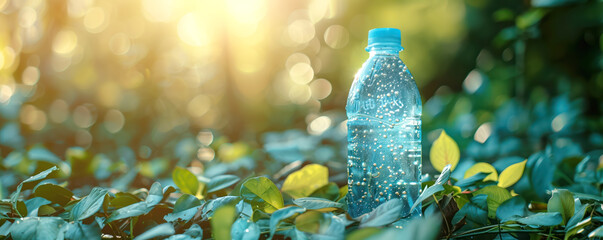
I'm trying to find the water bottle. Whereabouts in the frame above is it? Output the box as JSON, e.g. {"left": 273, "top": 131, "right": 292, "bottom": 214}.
{"left": 346, "top": 28, "right": 422, "bottom": 218}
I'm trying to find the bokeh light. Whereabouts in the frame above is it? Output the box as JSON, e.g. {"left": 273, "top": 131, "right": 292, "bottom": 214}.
{"left": 0, "top": 0, "right": 497, "bottom": 146}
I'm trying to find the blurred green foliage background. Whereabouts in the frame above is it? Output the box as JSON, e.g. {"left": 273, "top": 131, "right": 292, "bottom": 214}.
{"left": 0, "top": 0, "right": 602, "bottom": 185}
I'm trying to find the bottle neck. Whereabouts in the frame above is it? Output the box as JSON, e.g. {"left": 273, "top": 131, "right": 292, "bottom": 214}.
{"left": 366, "top": 44, "right": 403, "bottom": 57}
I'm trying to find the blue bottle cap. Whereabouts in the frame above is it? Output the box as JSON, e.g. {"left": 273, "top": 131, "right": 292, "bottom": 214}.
{"left": 367, "top": 28, "right": 401, "bottom": 48}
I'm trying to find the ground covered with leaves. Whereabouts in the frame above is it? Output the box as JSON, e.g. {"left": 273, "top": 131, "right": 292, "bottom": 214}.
{"left": 0, "top": 127, "right": 602, "bottom": 239}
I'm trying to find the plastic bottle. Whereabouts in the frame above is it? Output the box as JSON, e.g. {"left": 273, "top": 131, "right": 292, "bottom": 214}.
{"left": 346, "top": 28, "right": 422, "bottom": 218}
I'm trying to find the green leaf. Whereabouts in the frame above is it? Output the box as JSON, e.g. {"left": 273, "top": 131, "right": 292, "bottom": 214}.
{"left": 172, "top": 167, "right": 200, "bottom": 196}
{"left": 64, "top": 221, "right": 101, "bottom": 240}
{"left": 497, "top": 160, "right": 527, "bottom": 188}
{"left": 294, "top": 211, "right": 327, "bottom": 234}
{"left": 153, "top": 183, "right": 171, "bottom": 204}
{"left": 251, "top": 209, "right": 270, "bottom": 222}
{"left": 203, "top": 196, "right": 242, "bottom": 217}
{"left": 174, "top": 194, "right": 201, "bottom": 213}
{"left": 164, "top": 206, "right": 201, "bottom": 222}
{"left": 429, "top": 130, "right": 460, "bottom": 172}
{"left": 184, "top": 224, "right": 203, "bottom": 238}
{"left": 496, "top": 196, "right": 528, "bottom": 222}
{"left": 565, "top": 217, "right": 591, "bottom": 240}
{"left": 281, "top": 164, "right": 329, "bottom": 199}
{"left": 338, "top": 185, "right": 347, "bottom": 201}
{"left": 269, "top": 206, "right": 305, "bottom": 238}
{"left": 231, "top": 218, "right": 260, "bottom": 240}
{"left": 308, "top": 182, "right": 340, "bottom": 201}
{"left": 133, "top": 223, "right": 175, "bottom": 240}
{"left": 370, "top": 214, "right": 441, "bottom": 240}
{"left": 24, "top": 197, "right": 51, "bottom": 216}
{"left": 346, "top": 228, "right": 381, "bottom": 240}
{"left": 565, "top": 203, "right": 588, "bottom": 231}
{"left": 240, "top": 177, "right": 283, "bottom": 213}
{"left": 34, "top": 183, "right": 73, "bottom": 206}
{"left": 452, "top": 194, "right": 488, "bottom": 227}
{"left": 107, "top": 182, "right": 164, "bottom": 222}
{"left": 165, "top": 224, "right": 203, "bottom": 240}
{"left": 531, "top": 0, "right": 585, "bottom": 8}
{"left": 165, "top": 234, "right": 198, "bottom": 240}
{"left": 455, "top": 172, "right": 489, "bottom": 189}
{"left": 28, "top": 147, "right": 62, "bottom": 164}
{"left": 516, "top": 9, "right": 546, "bottom": 29}
{"left": 547, "top": 189, "right": 574, "bottom": 225}
{"left": 0, "top": 221, "right": 12, "bottom": 237}
{"left": 70, "top": 187, "right": 109, "bottom": 221}
{"left": 435, "top": 164, "right": 452, "bottom": 185}
{"left": 573, "top": 192, "right": 603, "bottom": 202}
{"left": 211, "top": 205, "right": 237, "bottom": 240}
{"left": 37, "top": 205, "right": 57, "bottom": 216}
{"left": 474, "top": 185, "right": 512, "bottom": 219}
{"left": 15, "top": 200, "right": 27, "bottom": 217}
{"left": 110, "top": 192, "right": 141, "bottom": 209}
{"left": 516, "top": 212, "right": 562, "bottom": 226}
{"left": 90, "top": 154, "right": 112, "bottom": 180}
{"left": 206, "top": 175, "right": 240, "bottom": 194}
{"left": 411, "top": 164, "right": 451, "bottom": 211}
{"left": 293, "top": 197, "right": 344, "bottom": 209}
{"left": 10, "top": 217, "right": 66, "bottom": 240}
{"left": 317, "top": 214, "right": 345, "bottom": 238}
{"left": 11, "top": 166, "right": 58, "bottom": 217}
{"left": 589, "top": 225, "right": 603, "bottom": 238}
{"left": 359, "top": 198, "right": 403, "bottom": 228}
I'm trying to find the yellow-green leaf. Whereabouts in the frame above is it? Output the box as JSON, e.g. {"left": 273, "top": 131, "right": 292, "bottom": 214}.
{"left": 497, "top": 160, "right": 527, "bottom": 188}
{"left": 211, "top": 205, "right": 236, "bottom": 240}
{"left": 295, "top": 211, "right": 327, "bottom": 234}
{"left": 281, "top": 164, "right": 328, "bottom": 199}
{"left": 474, "top": 185, "right": 512, "bottom": 219}
{"left": 241, "top": 177, "right": 284, "bottom": 213}
{"left": 464, "top": 162, "right": 498, "bottom": 182}
{"left": 172, "top": 167, "right": 199, "bottom": 196}
{"left": 429, "top": 130, "right": 460, "bottom": 172}
{"left": 547, "top": 189, "right": 574, "bottom": 225}
{"left": 338, "top": 185, "right": 348, "bottom": 201}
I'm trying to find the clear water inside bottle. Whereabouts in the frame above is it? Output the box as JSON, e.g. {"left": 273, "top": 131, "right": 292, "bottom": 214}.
{"left": 346, "top": 53, "right": 422, "bottom": 218}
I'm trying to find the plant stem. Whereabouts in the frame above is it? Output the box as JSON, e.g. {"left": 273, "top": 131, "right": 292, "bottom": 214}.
{"left": 433, "top": 195, "right": 451, "bottom": 236}
{"left": 130, "top": 217, "right": 134, "bottom": 239}
{"left": 451, "top": 228, "right": 565, "bottom": 239}
{"left": 450, "top": 224, "right": 498, "bottom": 237}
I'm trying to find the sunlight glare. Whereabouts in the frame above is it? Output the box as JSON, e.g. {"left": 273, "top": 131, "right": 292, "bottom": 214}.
{"left": 52, "top": 30, "right": 78, "bottom": 55}
{"left": 289, "top": 84, "right": 312, "bottom": 104}
{"left": 324, "top": 25, "right": 349, "bottom": 49}
{"left": 109, "top": 33, "right": 131, "bottom": 55}
{"left": 288, "top": 19, "right": 315, "bottom": 44}
{"left": 22, "top": 66, "right": 40, "bottom": 86}
{"left": 474, "top": 122, "right": 492, "bottom": 144}
{"left": 84, "top": 7, "right": 107, "bottom": 33}
{"left": 309, "top": 78, "right": 332, "bottom": 100}
{"left": 552, "top": 113, "right": 568, "bottom": 132}
{"left": 104, "top": 109, "right": 125, "bottom": 133}
{"left": 289, "top": 62, "right": 314, "bottom": 84}
{"left": 308, "top": 116, "right": 332, "bottom": 135}
{"left": 178, "top": 13, "right": 210, "bottom": 47}
{"left": 49, "top": 100, "right": 69, "bottom": 123}
{"left": 226, "top": 0, "right": 266, "bottom": 23}
{"left": 187, "top": 94, "right": 211, "bottom": 118}
{"left": 0, "top": 85, "right": 13, "bottom": 103}
{"left": 463, "top": 70, "right": 483, "bottom": 94}
{"left": 142, "top": 0, "right": 174, "bottom": 22}
{"left": 308, "top": 0, "right": 328, "bottom": 23}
